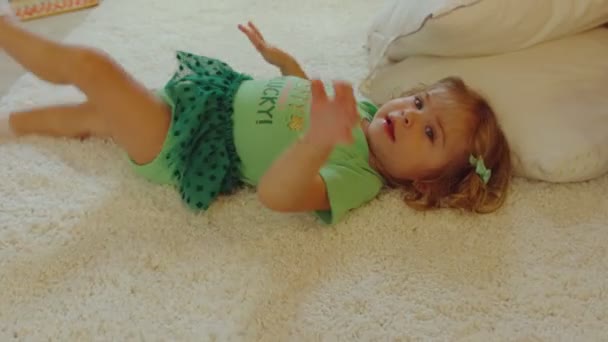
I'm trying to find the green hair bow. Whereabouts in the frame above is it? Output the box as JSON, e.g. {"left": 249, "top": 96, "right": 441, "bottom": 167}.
{"left": 469, "top": 155, "right": 492, "bottom": 185}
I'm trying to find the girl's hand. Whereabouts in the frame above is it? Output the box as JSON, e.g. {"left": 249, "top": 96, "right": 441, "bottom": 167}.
{"left": 304, "top": 80, "right": 360, "bottom": 148}
{"left": 238, "top": 21, "right": 287, "bottom": 68}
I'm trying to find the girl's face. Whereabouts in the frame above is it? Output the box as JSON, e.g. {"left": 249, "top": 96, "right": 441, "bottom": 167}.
{"left": 365, "top": 87, "right": 475, "bottom": 182}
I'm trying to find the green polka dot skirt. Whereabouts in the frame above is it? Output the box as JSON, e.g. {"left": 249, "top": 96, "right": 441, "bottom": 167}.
{"left": 162, "top": 51, "right": 252, "bottom": 211}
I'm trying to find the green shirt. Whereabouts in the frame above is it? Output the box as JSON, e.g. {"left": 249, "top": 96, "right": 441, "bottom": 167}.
{"left": 232, "top": 76, "right": 384, "bottom": 224}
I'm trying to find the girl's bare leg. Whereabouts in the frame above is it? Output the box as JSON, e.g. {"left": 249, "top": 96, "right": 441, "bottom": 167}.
{"left": 0, "top": 16, "right": 170, "bottom": 164}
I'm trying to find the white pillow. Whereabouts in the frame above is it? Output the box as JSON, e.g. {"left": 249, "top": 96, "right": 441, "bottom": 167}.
{"left": 367, "top": 0, "right": 608, "bottom": 69}
{"left": 360, "top": 28, "right": 608, "bottom": 183}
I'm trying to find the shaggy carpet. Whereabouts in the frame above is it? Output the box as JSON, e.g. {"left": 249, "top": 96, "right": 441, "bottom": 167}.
{"left": 1, "top": 0, "right": 607, "bottom": 340}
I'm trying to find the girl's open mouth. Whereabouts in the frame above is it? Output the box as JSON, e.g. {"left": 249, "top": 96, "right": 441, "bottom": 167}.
{"left": 384, "top": 118, "right": 395, "bottom": 142}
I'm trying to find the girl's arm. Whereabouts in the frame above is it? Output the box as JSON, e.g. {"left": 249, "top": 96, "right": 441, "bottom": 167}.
{"left": 276, "top": 53, "right": 308, "bottom": 79}
{"left": 257, "top": 134, "right": 331, "bottom": 212}
{"left": 238, "top": 21, "right": 308, "bottom": 79}
{"left": 257, "top": 80, "right": 359, "bottom": 212}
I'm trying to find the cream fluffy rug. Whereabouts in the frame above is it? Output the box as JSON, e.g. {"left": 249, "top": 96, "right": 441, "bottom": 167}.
{"left": 1, "top": 0, "right": 607, "bottom": 340}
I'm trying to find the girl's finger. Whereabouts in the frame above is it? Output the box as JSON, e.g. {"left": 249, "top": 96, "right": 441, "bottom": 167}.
{"left": 311, "top": 79, "right": 328, "bottom": 104}
{"left": 238, "top": 25, "right": 256, "bottom": 42}
{"left": 240, "top": 26, "right": 266, "bottom": 51}
{"left": 238, "top": 24, "right": 252, "bottom": 35}
{"left": 334, "top": 82, "right": 359, "bottom": 124}
{"left": 334, "top": 82, "right": 357, "bottom": 111}
{"left": 332, "top": 81, "right": 351, "bottom": 102}
{"left": 248, "top": 21, "right": 265, "bottom": 42}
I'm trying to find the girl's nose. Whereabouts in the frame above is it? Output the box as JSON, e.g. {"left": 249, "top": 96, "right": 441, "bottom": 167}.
{"left": 403, "top": 112, "right": 414, "bottom": 128}
{"left": 389, "top": 110, "right": 415, "bottom": 127}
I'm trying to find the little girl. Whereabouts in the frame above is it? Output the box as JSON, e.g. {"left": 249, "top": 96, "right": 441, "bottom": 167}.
{"left": 0, "top": 9, "right": 512, "bottom": 224}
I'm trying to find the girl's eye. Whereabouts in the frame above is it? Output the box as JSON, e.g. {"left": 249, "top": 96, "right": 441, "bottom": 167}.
{"left": 425, "top": 126, "right": 435, "bottom": 142}
{"left": 414, "top": 96, "right": 424, "bottom": 110}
